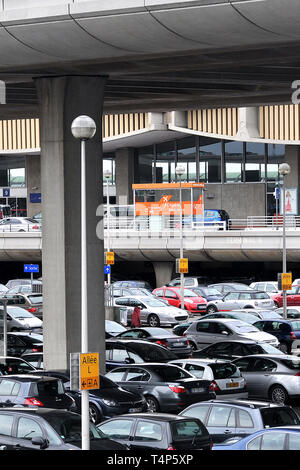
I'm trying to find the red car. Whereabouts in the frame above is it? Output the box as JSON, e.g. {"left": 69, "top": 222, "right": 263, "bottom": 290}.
{"left": 272, "top": 284, "right": 300, "bottom": 308}
{"left": 152, "top": 286, "right": 207, "bottom": 314}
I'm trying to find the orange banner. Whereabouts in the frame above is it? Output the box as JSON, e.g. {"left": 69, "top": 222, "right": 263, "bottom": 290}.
{"left": 135, "top": 195, "right": 203, "bottom": 216}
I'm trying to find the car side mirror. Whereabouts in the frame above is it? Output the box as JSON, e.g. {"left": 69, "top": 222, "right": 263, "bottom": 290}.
{"left": 31, "top": 437, "right": 49, "bottom": 450}
{"left": 221, "top": 331, "right": 229, "bottom": 335}
{"left": 124, "top": 357, "right": 135, "bottom": 364}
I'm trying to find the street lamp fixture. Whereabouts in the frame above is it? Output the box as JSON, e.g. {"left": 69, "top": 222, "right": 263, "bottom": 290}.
{"left": 104, "top": 168, "right": 112, "bottom": 285}
{"left": 279, "top": 162, "right": 291, "bottom": 320}
{"left": 71, "top": 115, "right": 96, "bottom": 451}
{"left": 175, "top": 165, "right": 185, "bottom": 310}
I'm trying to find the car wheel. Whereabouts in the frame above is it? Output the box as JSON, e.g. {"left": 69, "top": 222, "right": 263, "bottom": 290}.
{"left": 18, "top": 229, "right": 25, "bottom": 232}
{"left": 147, "top": 314, "right": 160, "bottom": 327}
{"left": 145, "top": 395, "right": 159, "bottom": 412}
{"left": 244, "top": 305, "right": 254, "bottom": 309}
{"left": 206, "top": 305, "right": 218, "bottom": 314}
{"left": 269, "top": 385, "right": 289, "bottom": 404}
{"left": 278, "top": 342, "right": 289, "bottom": 353}
{"left": 89, "top": 403, "right": 101, "bottom": 424}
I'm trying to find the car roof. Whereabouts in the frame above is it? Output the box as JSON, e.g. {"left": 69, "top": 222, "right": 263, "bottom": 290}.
{"left": 108, "top": 362, "right": 181, "bottom": 369}
{"left": 1, "top": 375, "right": 61, "bottom": 382}
{"left": 234, "top": 354, "right": 296, "bottom": 360}
{"left": 170, "top": 358, "right": 232, "bottom": 365}
{"left": 188, "top": 399, "right": 290, "bottom": 409}
{"left": 0, "top": 407, "right": 78, "bottom": 417}
{"left": 116, "top": 413, "right": 197, "bottom": 422}
{"left": 196, "top": 318, "right": 249, "bottom": 324}
{"left": 202, "top": 339, "right": 265, "bottom": 345}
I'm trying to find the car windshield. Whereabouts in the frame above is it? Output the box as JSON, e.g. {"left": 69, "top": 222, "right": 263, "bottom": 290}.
{"left": 230, "top": 313, "right": 258, "bottom": 323}
{"left": 174, "top": 289, "right": 198, "bottom": 297}
{"left": 0, "top": 358, "right": 35, "bottom": 374}
{"left": 251, "top": 343, "right": 284, "bottom": 355}
{"left": 46, "top": 414, "right": 105, "bottom": 443}
{"left": 259, "top": 311, "right": 281, "bottom": 319}
{"left": 227, "top": 321, "right": 258, "bottom": 333}
{"left": 145, "top": 328, "right": 173, "bottom": 336}
{"left": 151, "top": 365, "right": 192, "bottom": 381}
{"left": 28, "top": 295, "right": 43, "bottom": 304}
{"left": 144, "top": 298, "right": 168, "bottom": 307}
{"left": 6, "top": 307, "right": 34, "bottom": 318}
{"left": 32, "top": 379, "right": 65, "bottom": 397}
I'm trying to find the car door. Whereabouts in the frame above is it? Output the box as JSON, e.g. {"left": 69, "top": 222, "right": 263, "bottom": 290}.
{"left": 165, "top": 289, "right": 179, "bottom": 308}
{"left": 234, "top": 407, "right": 257, "bottom": 439}
{"left": 0, "top": 413, "right": 17, "bottom": 449}
{"left": 98, "top": 418, "right": 135, "bottom": 448}
{"left": 193, "top": 321, "right": 215, "bottom": 349}
{"left": 247, "top": 357, "right": 278, "bottom": 398}
{"left": 205, "top": 404, "right": 237, "bottom": 443}
{"left": 233, "top": 357, "right": 256, "bottom": 395}
{"left": 130, "top": 418, "right": 166, "bottom": 450}
{"left": 221, "top": 292, "right": 240, "bottom": 310}
{"left": 211, "top": 322, "right": 233, "bottom": 343}
{"left": 14, "top": 416, "right": 48, "bottom": 450}
{"left": 292, "top": 286, "right": 300, "bottom": 306}
{"left": 116, "top": 367, "right": 151, "bottom": 397}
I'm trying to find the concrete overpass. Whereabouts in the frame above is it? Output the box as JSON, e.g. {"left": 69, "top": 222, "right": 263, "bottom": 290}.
{"left": 1, "top": 0, "right": 300, "bottom": 372}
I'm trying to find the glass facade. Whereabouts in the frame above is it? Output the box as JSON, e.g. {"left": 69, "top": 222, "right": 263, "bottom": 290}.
{"left": 105, "top": 135, "right": 286, "bottom": 216}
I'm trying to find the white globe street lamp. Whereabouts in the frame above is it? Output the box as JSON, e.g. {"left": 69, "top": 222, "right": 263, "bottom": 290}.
{"left": 71, "top": 115, "right": 96, "bottom": 451}
{"left": 175, "top": 165, "right": 185, "bottom": 310}
{"left": 104, "top": 168, "right": 112, "bottom": 285}
{"left": 279, "top": 162, "right": 291, "bottom": 320}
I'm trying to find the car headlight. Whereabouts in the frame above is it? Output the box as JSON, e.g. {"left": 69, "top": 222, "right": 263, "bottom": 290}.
{"left": 102, "top": 399, "right": 117, "bottom": 407}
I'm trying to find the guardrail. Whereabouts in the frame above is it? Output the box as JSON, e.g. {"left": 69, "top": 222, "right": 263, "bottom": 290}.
{"left": 0, "top": 223, "right": 41, "bottom": 233}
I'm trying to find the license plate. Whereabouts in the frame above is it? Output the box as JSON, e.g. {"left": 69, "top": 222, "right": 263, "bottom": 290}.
{"left": 173, "top": 342, "right": 184, "bottom": 347}
{"left": 191, "top": 388, "right": 204, "bottom": 393}
{"left": 226, "top": 382, "right": 239, "bottom": 388}
{"left": 129, "top": 407, "right": 142, "bottom": 413}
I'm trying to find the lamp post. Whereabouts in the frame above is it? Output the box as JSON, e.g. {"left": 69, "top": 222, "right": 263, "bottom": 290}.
{"left": 104, "top": 168, "right": 112, "bottom": 285}
{"left": 279, "top": 162, "right": 291, "bottom": 320}
{"left": 71, "top": 115, "right": 96, "bottom": 451}
{"left": 0, "top": 299, "right": 8, "bottom": 356}
{"left": 175, "top": 165, "right": 185, "bottom": 310}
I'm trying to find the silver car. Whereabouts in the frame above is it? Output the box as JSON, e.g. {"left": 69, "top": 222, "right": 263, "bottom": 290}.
{"left": 0, "top": 217, "right": 41, "bottom": 232}
{"left": 169, "top": 358, "right": 248, "bottom": 399}
{"left": 206, "top": 291, "right": 275, "bottom": 314}
{"left": 114, "top": 296, "right": 189, "bottom": 327}
{"left": 185, "top": 318, "right": 279, "bottom": 351}
{"left": 233, "top": 354, "right": 300, "bottom": 404}
{"left": 0, "top": 305, "right": 43, "bottom": 332}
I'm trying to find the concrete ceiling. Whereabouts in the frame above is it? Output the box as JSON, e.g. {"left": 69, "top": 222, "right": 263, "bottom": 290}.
{"left": 1, "top": 0, "right": 300, "bottom": 116}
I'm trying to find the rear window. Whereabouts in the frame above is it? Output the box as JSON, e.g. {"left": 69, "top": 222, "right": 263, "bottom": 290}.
{"left": 253, "top": 292, "right": 270, "bottom": 299}
{"left": 151, "top": 366, "right": 192, "bottom": 381}
{"left": 28, "top": 295, "right": 43, "bottom": 304}
{"left": 261, "top": 407, "right": 300, "bottom": 427}
{"left": 209, "top": 363, "right": 241, "bottom": 379}
{"left": 278, "top": 359, "right": 300, "bottom": 370}
{"left": 171, "top": 420, "right": 208, "bottom": 441}
{"left": 129, "top": 343, "right": 177, "bottom": 361}
{"left": 31, "top": 379, "right": 65, "bottom": 397}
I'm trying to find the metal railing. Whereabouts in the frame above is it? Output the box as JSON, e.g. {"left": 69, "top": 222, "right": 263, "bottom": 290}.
{"left": 229, "top": 215, "right": 300, "bottom": 231}
{"left": 0, "top": 223, "right": 41, "bottom": 233}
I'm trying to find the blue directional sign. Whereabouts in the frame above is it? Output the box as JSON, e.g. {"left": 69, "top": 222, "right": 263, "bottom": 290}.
{"left": 3, "top": 188, "right": 10, "bottom": 197}
{"left": 24, "top": 264, "right": 39, "bottom": 273}
{"left": 104, "top": 265, "right": 111, "bottom": 275}
{"left": 275, "top": 186, "right": 280, "bottom": 200}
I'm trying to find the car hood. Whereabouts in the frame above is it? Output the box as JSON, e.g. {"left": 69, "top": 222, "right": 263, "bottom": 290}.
{"left": 14, "top": 317, "right": 42, "bottom": 326}
{"left": 237, "top": 331, "right": 278, "bottom": 342}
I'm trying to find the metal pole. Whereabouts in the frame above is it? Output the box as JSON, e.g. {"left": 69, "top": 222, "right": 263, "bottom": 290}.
{"left": 107, "top": 179, "right": 111, "bottom": 286}
{"left": 282, "top": 178, "right": 287, "bottom": 320}
{"left": 2, "top": 300, "right": 7, "bottom": 356}
{"left": 179, "top": 177, "right": 184, "bottom": 310}
{"left": 81, "top": 138, "right": 90, "bottom": 450}
{"left": 30, "top": 272, "right": 33, "bottom": 292}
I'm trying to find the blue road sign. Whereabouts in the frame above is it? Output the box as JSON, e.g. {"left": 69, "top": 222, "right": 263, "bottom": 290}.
{"left": 275, "top": 186, "right": 280, "bottom": 199}
{"left": 104, "top": 265, "right": 111, "bottom": 275}
{"left": 3, "top": 188, "right": 10, "bottom": 197}
{"left": 24, "top": 264, "right": 39, "bottom": 273}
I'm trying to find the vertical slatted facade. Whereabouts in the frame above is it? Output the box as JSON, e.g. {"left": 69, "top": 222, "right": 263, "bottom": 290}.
{"left": 102, "top": 113, "right": 149, "bottom": 138}
{"left": 187, "top": 108, "right": 240, "bottom": 137}
{"left": 259, "top": 105, "right": 300, "bottom": 141}
{"left": 0, "top": 118, "right": 40, "bottom": 151}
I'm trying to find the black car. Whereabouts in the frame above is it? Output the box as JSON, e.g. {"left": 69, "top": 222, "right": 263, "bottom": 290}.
{"left": 0, "top": 374, "right": 75, "bottom": 410}
{"left": 115, "top": 327, "right": 193, "bottom": 358}
{"left": 7, "top": 332, "right": 43, "bottom": 357}
{"left": 253, "top": 319, "right": 299, "bottom": 354}
{"left": 105, "top": 339, "right": 178, "bottom": 370}
{"left": 30, "top": 370, "right": 147, "bottom": 424}
{"left": 192, "top": 339, "right": 285, "bottom": 361}
{"left": 106, "top": 363, "right": 215, "bottom": 413}
{"left": 0, "top": 356, "right": 37, "bottom": 375}
{"left": 98, "top": 413, "right": 212, "bottom": 450}
{"left": 0, "top": 408, "right": 127, "bottom": 450}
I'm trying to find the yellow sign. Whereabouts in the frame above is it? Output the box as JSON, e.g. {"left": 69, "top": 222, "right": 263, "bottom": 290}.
{"left": 80, "top": 353, "right": 99, "bottom": 390}
{"left": 106, "top": 251, "right": 115, "bottom": 265}
{"left": 179, "top": 258, "right": 189, "bottom": 274}
{"left": 282, "top": 273, "right": 292, "bottom": 291}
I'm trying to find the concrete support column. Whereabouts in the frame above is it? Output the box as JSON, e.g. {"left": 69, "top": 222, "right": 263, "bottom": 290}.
{"left": 26, "top": 154, "right": 41, "bottom": 218}
{"left": 153, "top": 262, "right": 173, "bottom": 288}
{"left": 35, "top": 76, "right": 106, "bottom": 373}
{"left": 115, "top": 147, "right": 135, "bottom": 205}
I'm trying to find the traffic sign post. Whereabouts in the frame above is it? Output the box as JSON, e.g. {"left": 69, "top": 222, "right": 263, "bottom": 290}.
{"left": 104, "top": 265, "right": 111, "bottom": 275}
{"left": 282, "top": 272, "right": 292, "bottom": 291}
{"left": 176, "top": 258, "right": 189, "bottom": 274}
{"left": 80, "top": 353, "right": 100, "bottom": 390}
{"left": 24, "top": 264, "right": 39, "bottom": 291}
{"left": 105, "top": 251, "right": 114, "bottom": 265}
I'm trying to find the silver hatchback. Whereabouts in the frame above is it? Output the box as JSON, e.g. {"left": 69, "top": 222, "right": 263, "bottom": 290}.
{"left": 233, "top": 354, "right": 300, "bottom": 404}
{"left": 206, "top": 291, "right": 275, "bottom": 314}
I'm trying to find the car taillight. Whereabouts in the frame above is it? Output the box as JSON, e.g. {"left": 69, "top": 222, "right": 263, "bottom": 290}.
{"left": 210, "top": 441, "right": 213, "bottom": 450}
{"left": 168, "top": 385, "right": 186, "bottom": 394}
{"left": 32, "top": 225, "right": 39, "bottom": 229}
{"left": 186, "top": 339, "right": 189, "bottom": 345}
{"left": 24, "top": 397, "right": 43, "bottom": 406}
{"left": 156, "top": 340, "right": 168, "bottom": 347}
{"left": 209, "top": 380, "right": 220, "bottom": 392}
{"left": 167, "top": 446, "right": 176, "bottom": 450}
{"left": 291, "top": 332, "right": 296, "bottom": 340}
{"left": 27, "top": 308, "right": 37, "bottom": 313}
{"left": 294, "top": 372, "right": 300, "bottom": 376}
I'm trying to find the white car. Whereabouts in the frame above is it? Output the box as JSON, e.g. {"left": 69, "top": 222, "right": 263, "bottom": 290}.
{"left": 0, "top": 217, "right": 41, "bottom": 232}
{"left": 0, "top": 305, "right": 43, "bottom": 332}
{"left": 250, "top": 281, "right": 279, "bottom": 294}
{"left": 185, "top": 318, "right": 279, "bottom": 350}
{"left": 114, "top": 295, "right": 189, "bottom": 327}
{"left": 169, "top": 358, "right": 248, "bottom": 400}
{"left": 206, "top": 290, "right": 275, "bottom": 314}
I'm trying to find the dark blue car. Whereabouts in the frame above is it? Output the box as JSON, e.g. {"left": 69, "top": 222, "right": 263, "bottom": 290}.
{"left": 253, "top": 319, "right": 300, "bottom": 354}
{"left": 191, "top": 286, "right": 224, "bottom": 302}
{"left": 183, "top": 209, "right": 229, "bottom": 229}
